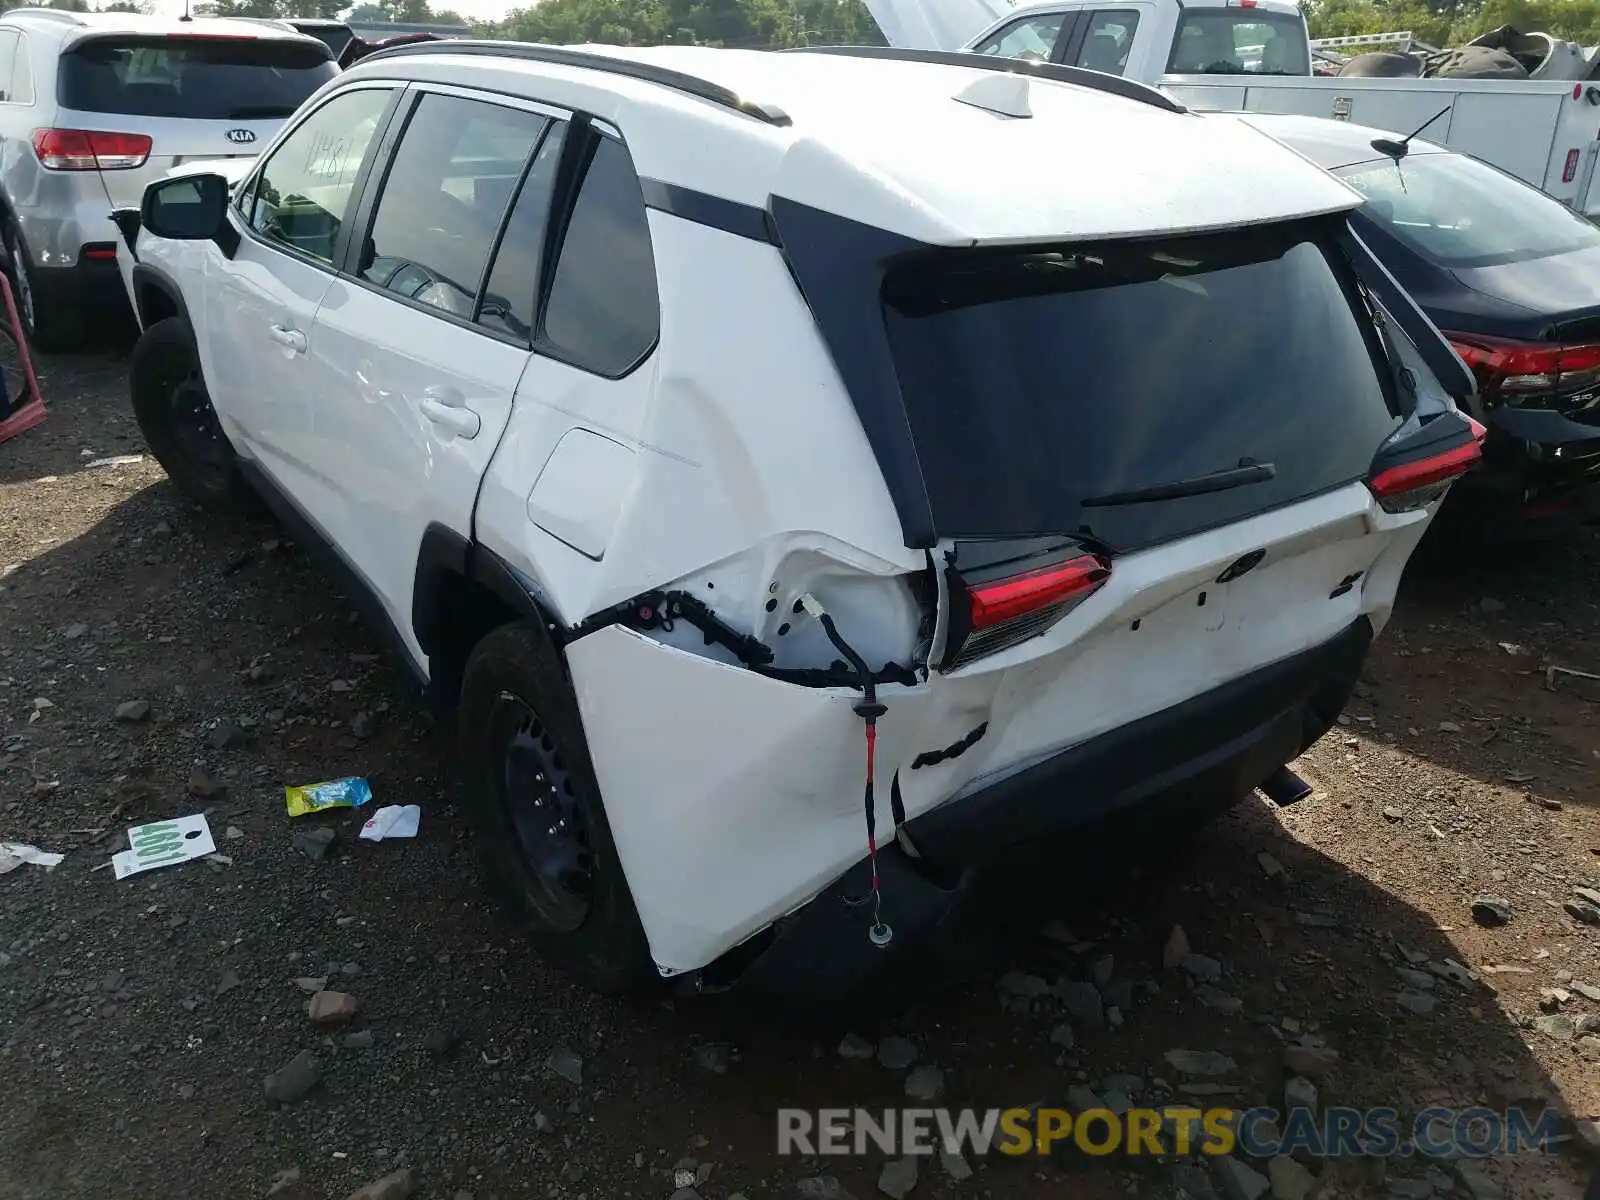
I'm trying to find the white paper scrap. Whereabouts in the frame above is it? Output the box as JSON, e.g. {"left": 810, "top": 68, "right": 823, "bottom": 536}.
{"left": 0, "top": 841, "right": 65, "bottom": 875}
{"left": 359, "top": 805, "right": 421, "bottom": 842}
{"left": 111, "top": 813, "right": 216, "bottom": 880}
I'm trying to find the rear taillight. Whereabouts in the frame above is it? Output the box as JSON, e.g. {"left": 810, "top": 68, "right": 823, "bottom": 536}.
{"left": 32, "top": 128, "right": 151, "bottom": 171}
{"left": 1367, "top": 415, "right": 1485, "bottom": 513}
{"left": 1447, "top": 331, "right": 1600, "bottom": 409}
{"left": 942, "top": 551, "right": 1110, "bottom": 671}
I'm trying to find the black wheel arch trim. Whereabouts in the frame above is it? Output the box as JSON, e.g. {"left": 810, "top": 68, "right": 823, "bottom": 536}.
{"left": 129, "top": 262, "right": 192, "bottom": 330}
{"left": 412, "top": 522, "right": 561, "bottom": 659}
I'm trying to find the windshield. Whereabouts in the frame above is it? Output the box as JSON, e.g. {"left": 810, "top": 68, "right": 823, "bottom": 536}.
{"left": 1167, "top": 9, "right": 1310, "bottom": 75}
{"left": 58, "top": 36, "right": 335, "bottom": 120}
{"left": 1337, "top": 151, "right": 1600, "bottom": 269}
{"left": 880, "top": 221, "right": 1399, "bottom": 550}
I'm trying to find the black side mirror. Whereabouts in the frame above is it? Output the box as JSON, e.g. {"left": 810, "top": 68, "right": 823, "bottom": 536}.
{"left": 141, "top": 173, "right": 238, "bottom": 258}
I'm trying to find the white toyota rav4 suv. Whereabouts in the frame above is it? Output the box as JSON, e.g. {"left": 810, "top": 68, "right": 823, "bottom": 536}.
{"left": 113, "top": 41, "right": 1483, "bottom": 996}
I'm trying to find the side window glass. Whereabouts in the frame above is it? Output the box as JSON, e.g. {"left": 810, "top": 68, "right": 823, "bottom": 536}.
{"left": 541, "top": 134, "right": 659, "bottom": 377}
{"left": 1075, "top": 10, "right": 1139, "bottom": 75}
{"left": 971, "top": 14, "right": 1064, "bottom": 61}
{"left": 247, "top": 87, "right": 392, "bottom": 265}
{"left": 11, "top": 34, "right": 31, "bottom": 104}
{"left": 477, "top": 121, "right": 566, "bottom": 341}
{"left": 0, "top": 31, "right": 19, "bottom": 102}
{"left": 358, "top": 93, "right": 548, "bottom": 320}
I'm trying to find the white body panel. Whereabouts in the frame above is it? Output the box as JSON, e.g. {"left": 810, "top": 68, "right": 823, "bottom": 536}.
{"left": 569, "top": 486, "right": 1431, "bottom": 973}
{"left": 473, "top": 214, "right": 924, "bottom": 628}
{"left": 298, "top": 277, "right": 528, "bottom": 666}
{"left": 204, "top": 236, "right": 336, "bottom": 488}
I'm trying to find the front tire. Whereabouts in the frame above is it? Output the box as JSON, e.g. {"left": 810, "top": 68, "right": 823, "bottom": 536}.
{"left": 130, "top": 316, "right": 255, "bottom": 512}
{"left": 5, "top": 226, "right": 84, "bottom": 353}
{"left": 457, "top": 620, "right": 654, "bottom": 996}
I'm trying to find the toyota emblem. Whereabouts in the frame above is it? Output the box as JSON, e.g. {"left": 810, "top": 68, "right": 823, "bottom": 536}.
{"left": 225, "top": 128, "right": 257, "bottom": 145}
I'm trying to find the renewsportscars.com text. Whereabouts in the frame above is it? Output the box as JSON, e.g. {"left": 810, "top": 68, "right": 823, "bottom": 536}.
{"left": 777, "top": 1105, "right": 1564, "bottom": 1160}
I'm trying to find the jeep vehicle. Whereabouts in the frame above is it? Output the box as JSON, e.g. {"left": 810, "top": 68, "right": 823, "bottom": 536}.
{"left": 0, "top": 7, "right": 335, "bottom": 349}
{"left": 113, "top": 41, "right": 1482, "bottom": 995}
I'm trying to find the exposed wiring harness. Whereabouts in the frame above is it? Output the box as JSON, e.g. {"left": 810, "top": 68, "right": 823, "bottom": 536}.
{"left": 568, "top": 589, "right": 919, "bottom": 690}
{"left": 799, "top": 592, "right": 893, "bottom": 949}
{"left": 568, "top": 586, "right": 908, "bottom": 950}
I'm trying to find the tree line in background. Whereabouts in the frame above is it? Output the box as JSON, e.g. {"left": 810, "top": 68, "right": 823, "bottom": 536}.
{"left": 1303, "top": 0, "right": 1600, "bottom": 48}
{"left": 33, "top": 0, "right": 1600, "bottom": 56}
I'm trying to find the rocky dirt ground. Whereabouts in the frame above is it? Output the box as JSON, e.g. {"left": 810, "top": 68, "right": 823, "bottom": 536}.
{"left": 1, "top": 334, "right": 1598, "bottom": 1200}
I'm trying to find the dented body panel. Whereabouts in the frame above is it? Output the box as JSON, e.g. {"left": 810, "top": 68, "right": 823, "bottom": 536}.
{"left": 565, "top": 481, "right": 1430, "bottom": 974}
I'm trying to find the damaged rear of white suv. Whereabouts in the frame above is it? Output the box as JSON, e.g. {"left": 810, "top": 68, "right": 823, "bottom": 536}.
{"left": 116, "top": 40, "right": 1483, "bottom": 996}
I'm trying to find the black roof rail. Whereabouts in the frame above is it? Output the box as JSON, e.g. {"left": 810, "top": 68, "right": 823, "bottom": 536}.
{"left": 355, "top": 39, "right": 793, "bottom": 126}
{"left": 782, "top": 45, "right": 1186, "bottom": 114}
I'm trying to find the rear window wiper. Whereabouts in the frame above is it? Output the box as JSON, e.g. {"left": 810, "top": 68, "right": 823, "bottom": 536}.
{"left": 1082, "top": 458, "right": 1276, "bottom": 507}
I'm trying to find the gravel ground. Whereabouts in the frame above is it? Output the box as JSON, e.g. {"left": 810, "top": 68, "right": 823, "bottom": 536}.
{"left": 2, "top": 335, "right": 1599, "bottom": 1200}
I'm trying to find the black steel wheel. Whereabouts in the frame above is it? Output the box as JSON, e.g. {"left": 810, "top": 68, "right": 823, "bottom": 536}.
{"left": 130, "top": 316, "right": 254, "bottom": 511}
{"left": 457, "top": 620, "right": 654, "bottom": 995}
{"left": 490, "top": 692, "right": 595, "bottom": 932}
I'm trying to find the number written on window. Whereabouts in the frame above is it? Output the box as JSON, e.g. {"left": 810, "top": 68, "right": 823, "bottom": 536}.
{"left": 247, "top": 87, "right": 392, "bottom": 265}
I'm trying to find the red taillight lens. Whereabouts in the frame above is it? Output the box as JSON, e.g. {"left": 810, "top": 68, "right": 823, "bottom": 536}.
{"left": 968, "top": 554, "right": 1110, "bottom": 630}
{"left": 1368, "top": 419, "right": 1485, "bottom": 513}
{"left": 944, "top": 552, "right": 1110, "bottom": 671}
{"left": 1447, "top": 331, "right": 1600, "bottom": 404}
{"left": 32, "top": 128, "right": 152, "bottom": 171}
{"left": 1564, "top": 148, "right": 1581, "bottom": 183}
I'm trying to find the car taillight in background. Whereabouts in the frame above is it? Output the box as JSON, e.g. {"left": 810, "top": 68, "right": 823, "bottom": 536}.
{"left": 32, "top": 129, "right": 152, "bottom": 171}
{"left": 941, "top": 548, "right": 1110, "bottom": 671}
{"left": 1367, "top": 414, "right": 1486, "bottom": 514}
{"left": 1447, "top": 331, "right": 1600, "bottom": 411}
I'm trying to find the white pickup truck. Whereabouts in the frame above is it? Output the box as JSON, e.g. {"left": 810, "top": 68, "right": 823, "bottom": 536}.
{"left": 864, "top": 0, "right": 1600, "bottom": 214}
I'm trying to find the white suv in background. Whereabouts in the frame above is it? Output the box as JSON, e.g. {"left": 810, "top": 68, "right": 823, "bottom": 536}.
{"left": 0, "top": 8, "right": 335, "bottom": 348}
{"left": 114, "top": 41, "right": 1482, "bottom": 996}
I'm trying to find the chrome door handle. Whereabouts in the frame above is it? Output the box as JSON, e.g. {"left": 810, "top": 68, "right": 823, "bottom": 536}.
{"left": 419, "top": 388, "right": 480, "bottom": 439}
{"left": 268, "top": 323, "right": 306, "bottom": 353}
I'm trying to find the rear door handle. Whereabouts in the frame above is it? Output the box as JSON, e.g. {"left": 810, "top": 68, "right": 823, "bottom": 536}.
{"left": 419, "top": 387, "right": 480, "bottom": 440}
{"left": 268, "top": 323, "right": 306, "bottom": 354}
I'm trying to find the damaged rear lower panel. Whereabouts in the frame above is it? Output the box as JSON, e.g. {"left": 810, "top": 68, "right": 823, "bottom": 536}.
{"left": 563, "top": 483, "right": 1427, "bottom": 978}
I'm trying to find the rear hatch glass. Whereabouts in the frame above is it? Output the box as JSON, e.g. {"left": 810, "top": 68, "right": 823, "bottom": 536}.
{"left": 57, "top": 35, "right": 335, "bottom": 120}
{"left": 1166, "top": 8, "right": 1310, "bottom": 74}
{"left": 881, "top": 221, "right": 1401, "bottom": 552}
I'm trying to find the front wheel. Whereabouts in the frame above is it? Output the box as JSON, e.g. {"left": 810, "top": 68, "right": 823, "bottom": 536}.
{"left": 130, "top": 316, "right": 255, "bottom": 512}
{"left": 457, "top": 620, "right": 655, "bottom": 996}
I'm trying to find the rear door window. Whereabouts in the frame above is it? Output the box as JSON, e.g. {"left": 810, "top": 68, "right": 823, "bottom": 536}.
{"left": 880, "top": 222, "right": 1399, "bottom": 550}
{"left": 1073, "top": 10, "right": 1140, "bottom": 74}
{"left": 357, "top": 92, "right": 549, "bottom": 321}
{"left": 57, "top": 35, "right": 336, "bottom": 119}
{"left": 477, "top": 122, "right": 567, "bottom": 341}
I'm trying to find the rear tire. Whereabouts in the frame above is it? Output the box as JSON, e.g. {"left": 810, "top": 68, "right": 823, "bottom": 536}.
{"left": 457, "top": 620, "right": 655, "bottom": 996}
{"left": 130, "top": 316, "right": 255, "bottom": 512}
{"left": 5, "top": 225, "right": 84, "bottom": 353}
